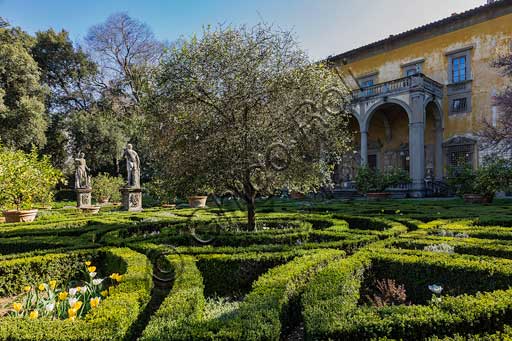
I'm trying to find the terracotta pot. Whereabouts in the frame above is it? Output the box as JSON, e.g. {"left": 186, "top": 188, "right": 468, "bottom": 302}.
{"left": 0, "top": 217, "right": 5, "bottom": 223}
{"left": 463, "top": 193, "right": 493, "bottom": 204}
{"left": 290, "top": 192, "right": 305, "bottom": 199}
{"left": 188, "top": 196, "right": 208, "bottom": 208}
{"left": 366, "top": 192, "right": 391, "bottom": 201}
{"left": 99, "top": 197, "right": 110, "bottom": 204}
{"left": 80, "top": 206, "right": 101, "bottom": 214}
{"left": 162, "top": 204, "right": 176, "bottom": 209}
{"left": 2, "top": 209, "right": 38, "bottom": 223}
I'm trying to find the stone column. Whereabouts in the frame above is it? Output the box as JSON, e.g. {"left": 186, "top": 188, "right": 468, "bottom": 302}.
{"left": 409, "top": 93, "right": 426, "bottom": 197}
{"left": 360, "top": 130, "right": 368, "bottom": 166}
{"left": 435, "top": 126, "right": 444, "bottom": 180}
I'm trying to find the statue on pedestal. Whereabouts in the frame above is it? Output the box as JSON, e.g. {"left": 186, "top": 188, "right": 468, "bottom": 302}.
{"left": 74, "top": 152, "right": 91, "bottom": 189}
{"left": 123, "top": 144, "right": 140, "bottom": 188}
{"left": 121, "top": 144, "right": 143, "bottom": 212}
{"left": 74, "top": 152, "right": 92, "bottom": 209}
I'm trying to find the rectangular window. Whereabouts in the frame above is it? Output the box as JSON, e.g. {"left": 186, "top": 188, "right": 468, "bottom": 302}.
{"left": 451, "top": 98, "right": 467, "bottom": 113}
{"left": 406, "top": 68, "right": 417, "bottom": 76}
{"left": 361, "top": 79, "right": 374, "bottom": 88}
{"left": 452, "top": 56, "right": 466, "bottom": 83}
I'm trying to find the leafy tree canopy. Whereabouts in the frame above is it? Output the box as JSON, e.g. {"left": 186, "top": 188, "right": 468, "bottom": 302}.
{"left": 148, "top": 24, "right": 353, "bottom": 230}
{"left": 0, "top": 22, "right": 47, "bottom": 150}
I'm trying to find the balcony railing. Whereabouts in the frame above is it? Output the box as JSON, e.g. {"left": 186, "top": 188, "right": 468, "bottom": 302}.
{"left": 352, "top": 73, "right": 444, "bottom": 101}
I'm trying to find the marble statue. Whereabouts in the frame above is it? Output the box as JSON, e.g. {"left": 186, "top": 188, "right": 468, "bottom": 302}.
{"left": 123, "top": 144, "right": 140, "bottom": 188}
{"left": 74, "top": 152, "right": 91, "bottom": 189}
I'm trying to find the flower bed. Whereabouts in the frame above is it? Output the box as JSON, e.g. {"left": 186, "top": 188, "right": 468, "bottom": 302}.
{"left": 0, "top": 247, "right": 152, "bottom": 340}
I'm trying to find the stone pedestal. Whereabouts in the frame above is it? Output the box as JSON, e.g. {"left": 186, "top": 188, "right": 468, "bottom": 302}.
{"left": 121, "top": 187, "right": 143, "bottom": 212}
{"left": 76, "top": 188, "right": 92, "bottom": 208}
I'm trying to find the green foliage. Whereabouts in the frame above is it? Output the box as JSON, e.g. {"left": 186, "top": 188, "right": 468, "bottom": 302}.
{"left": 0, "top": 247, "right": 153, "bottom": 341}
{"left": 447, "top": 158, "right": 512, "bottom": 197}
{"left": 447, "top": 165, "right": 476, "bottom": 196}
{"left": 0, "top": 147, "right": 63, "bottom": 210}
{"left": 0, "top": 24, "right": 47, "bottom": 150}
{"left": 474, "top": 157, "right": 512, "bottom": 197}
{"left": 139, "top": 254, "right": 205, "bottom": 341}
{"left": 68, "top": 111, "right": 131, "bottom": 174}
{"left": 148, "top": 23, "right": 353, "bottom": 229}
{"left": 355, "top": 166, "right": 411, "bottom": 194}
{"left": 302, "top": 248, "right": 512, "bottom": 340}
{"left": 144, "top": 178, "right": 175, "bottom": 204}
{"left": 91, "top": 173, "right": 124, "bottom": 203}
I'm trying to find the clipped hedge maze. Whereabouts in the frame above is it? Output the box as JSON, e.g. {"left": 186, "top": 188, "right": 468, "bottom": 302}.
{"left": 2, "top": 206, "right": 512, "bottom": 340}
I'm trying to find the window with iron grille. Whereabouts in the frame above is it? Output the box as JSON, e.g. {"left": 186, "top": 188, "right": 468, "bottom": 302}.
{"left": 447, "top": 144, "right": 473, "bottom": 170}
{"left": 451, "top": 98, "right": 467, "bottom": 113}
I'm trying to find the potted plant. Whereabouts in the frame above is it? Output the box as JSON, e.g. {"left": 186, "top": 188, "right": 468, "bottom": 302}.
{"left": 0, "top": 148, "right": 63, "bottom": 223}
{"left": 169, "top": 174, "right": 212, "bottom": 208}
{"left": 448, "top": 158, "right": 512, "bottom": 204}
{"left": 472, "top": 158, "right": 512, "bottom": 203}
{"left": 385, "top": 168, "right": 412, "bottom": 199}
{"left": 355, "top": 166, "right": 392, "bottom": 200}
{"left": 91, "top": 173, "right": 124, "bottom": 204}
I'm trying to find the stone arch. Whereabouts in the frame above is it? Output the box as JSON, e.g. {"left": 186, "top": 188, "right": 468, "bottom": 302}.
{"left": 363, "top": 100, "right": 412, "bottom": 172}
{"left": 424, "top": 96, "right": 444, "bottom": 130}
{"left": 363, "top": 98, "right": 413, "bottom": 132}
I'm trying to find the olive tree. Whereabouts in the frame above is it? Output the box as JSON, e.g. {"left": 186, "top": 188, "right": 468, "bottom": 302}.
{"left": 149, "top": 24, "right": 353, "bottom": 230}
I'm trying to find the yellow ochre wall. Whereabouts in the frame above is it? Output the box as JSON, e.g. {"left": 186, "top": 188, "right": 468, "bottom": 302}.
{"left": 338, "top": 12, "right": 512, "bottom": 140}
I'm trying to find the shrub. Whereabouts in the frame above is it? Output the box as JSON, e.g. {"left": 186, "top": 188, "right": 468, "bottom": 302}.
{"left": 0, "top": 147, "right": 63, "bottom": 210}
{"left": 302, "top": 248, "right": 512, "bottom": 340}
{"left": 91, "top": 173, "right": 124, "bottom": 203}
{"left": 355, "top": 166, "right": 410, "bottom": 194}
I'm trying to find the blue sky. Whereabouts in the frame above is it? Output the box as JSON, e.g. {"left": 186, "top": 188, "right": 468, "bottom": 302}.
{"left": 1, "top": 0, "right": 484, "bottom": 60}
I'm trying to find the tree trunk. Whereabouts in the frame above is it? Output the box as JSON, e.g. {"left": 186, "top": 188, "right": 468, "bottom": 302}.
{"left": 243, "top": 173, "right": 257, "bottom": 231}
{"left": 247, "top": 194, "right": 256, "bottom": 231}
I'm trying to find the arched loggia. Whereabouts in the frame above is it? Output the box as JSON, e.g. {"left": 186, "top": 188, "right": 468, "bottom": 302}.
{"left": 362, "top": 101, "right": 411, "bottom": 172}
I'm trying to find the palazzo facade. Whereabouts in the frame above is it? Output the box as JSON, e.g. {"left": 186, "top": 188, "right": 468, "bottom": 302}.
{"left": 329, "top": 0, "right": 512, "bottom": 196}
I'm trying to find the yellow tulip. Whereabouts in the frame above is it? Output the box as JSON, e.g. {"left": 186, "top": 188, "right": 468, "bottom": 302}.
{"left": 109, "top": 273, "right": 123, "bottom": 283}
{"left": 100, "top": 290, "right": 108, "bottom": 298}
{"left": 68, "top": 308, "right": 77, "bottom": 318}
{"left": 12, "top": 303, "right": 22, "bottom": 312}
{"left": 87, "top": 266, "right": 96, "bottom": 273}
{"left": 58, "top": 291, "right": 68, "bottom": 301}
{"left": 23, "top": 285, "right": 31, "bottom": 293}
{"left": 73, "top": 300, "right": 83, "bottom": 310}
{"left": 85, "top": 261, "right": 91, "bottom": 266}
{"left": 68, "top": 316, "right": 76, "bottom": 321}
{"left": 29, "top": 310, "right": 39, "bottom": 319}
{"left": 90, "top": 297, "right": 100, "bottom": 309}
{"left": 49, "top": 280, "right": 57, "bottom": 290}
{"left": 38, "top": 283, "right": 46, "bottom": 291}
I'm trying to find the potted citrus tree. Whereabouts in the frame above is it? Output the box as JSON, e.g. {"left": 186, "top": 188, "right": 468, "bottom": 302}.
{"left": 91, "top": 173, "right": 124, "bottom": 204}
{"left": 0, "top": 147, "right": 63, "bottom": 223}
{"left": 172, "top": 175, "right": 211, "bottom": 208}
{"left": 355, "top": 166, "right": 393, "bottom": 200}
{"left": 448, "top": 158, "right": 512, "bottom": 204}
